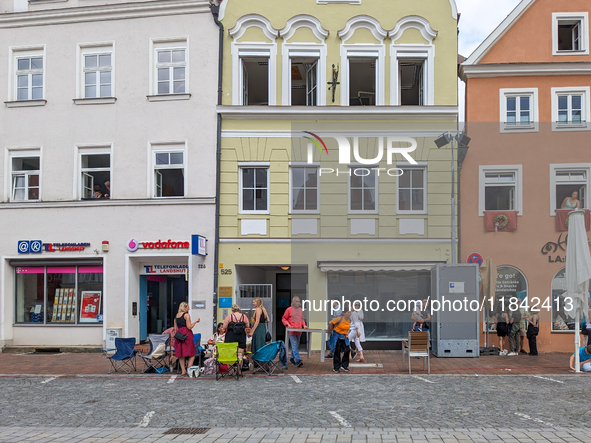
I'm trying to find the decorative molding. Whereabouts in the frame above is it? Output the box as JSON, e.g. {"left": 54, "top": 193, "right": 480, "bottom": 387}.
{"left": 464, "top": 0, "right": 535, "bottom": 65}
{"left": 389, "top": 15, "right": 438, "bottom": 44}
{"left": 279, "top": 15, "right": 329, "bottom": 42}
{"left": 317, "top": 0, "right": 361, "bottom": 4}
{"left": 229, "top": 14, "right": 279, "bottom": 41}
{"left": 461, "top": 62, "right": 591, "bottom": 79}
{"left": 0, "top": 0, "right": 210, "bottom": 28}
{"left": 73, "top": 97, "right": 117, "bottom": 105}
{"left": 220, "top": 238, "right": 453, "bottom": 243}
{"left": 317, "top": 259, "right": 447, "bottom": 272}
{"left": 147, "top": 93, "right": 191, "bottom": 102}
{"left": 217, "top": 105, "right": 459, "bottom": 120}
{"left": 221, "top": 129, "right": 450, "bottom": 138}
{"left": 0, "top": 197, "right": 215, "bottom": 210}
{"left": 448, "top": 0, "right": 458, "bottom": 20}
{"left": 5, "top": 99, "right": 46, "bottom": 108}
{"left": 338, "top": 15, "right": 388, "bottom": 43}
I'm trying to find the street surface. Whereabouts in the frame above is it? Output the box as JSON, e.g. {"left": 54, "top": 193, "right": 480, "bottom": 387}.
{"left": 0, "top": 373, "right": 590, "bottom": 442}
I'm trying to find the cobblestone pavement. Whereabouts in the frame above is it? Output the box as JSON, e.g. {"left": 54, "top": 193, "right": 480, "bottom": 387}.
{"left": 1, "top": 374, "right": 591, "bottom": 441}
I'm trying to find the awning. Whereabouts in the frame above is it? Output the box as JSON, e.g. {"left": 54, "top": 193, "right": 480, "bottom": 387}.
{"left": 317, "top": 260, "right": 447, "bottom": 272}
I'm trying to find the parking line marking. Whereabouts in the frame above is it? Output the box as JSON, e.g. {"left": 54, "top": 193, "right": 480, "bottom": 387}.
{"left": 138, "top": 411, "right": 155, "bottom": 428}
{"left": 329, "top": 411, "right": 351, "bottom": 428}
{"left": 532, "top": 375, "right": 564, "bottom": 384}
{"left": 515, "top": 412, "right": 557, "bottom": 428}
{"left": 413, "top": 375, "right": 435, "bottom": 384}
{"left": 40, "top": 377, "right": 57, "bottom": 384}
{"left": 167, "top": 375, "right": 177, "bottom": 384}
{"left": 290, "top": 375, "right": 302, "bottom": 383}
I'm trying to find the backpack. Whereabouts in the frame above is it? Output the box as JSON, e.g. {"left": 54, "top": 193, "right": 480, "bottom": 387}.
{"left": 231, "top": 314, "right": 246, "bottom": 335}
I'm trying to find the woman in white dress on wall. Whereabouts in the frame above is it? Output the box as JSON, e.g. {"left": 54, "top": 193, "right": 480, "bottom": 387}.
{"left": 349, "top": 301, "right": 366, "bottom": 362}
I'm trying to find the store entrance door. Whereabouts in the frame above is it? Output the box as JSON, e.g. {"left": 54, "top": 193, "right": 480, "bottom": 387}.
{"left": 139, "top": 275, "right": 188, "bottom": 341}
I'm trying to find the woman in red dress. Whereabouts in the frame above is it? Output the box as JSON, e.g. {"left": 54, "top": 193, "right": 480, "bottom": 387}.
{"left": 174, "top": 302, "right": 200, "bottom": 375}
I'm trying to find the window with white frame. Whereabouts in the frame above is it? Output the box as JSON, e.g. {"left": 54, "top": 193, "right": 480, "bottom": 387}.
{"left": 500, "top": 89, "right": 538, "bottom": 130}
{"left": 479, "top": 165, "right": 523, "bottom": 215}
{"left": 553, "top": 13, "right": 589, "bottom": 55}
{"left": 551, "top": 87, "right": 590, "bottom": 129}
{"left": 153, "top": 41, "right": 187, "bottom": 95}
{"left": 399, "top": 60, "right": 424, "bottom": 106}
{"left": 153, "top": 150, "right": 185, "bottom": 197}
{"left": 397, "top": 167, "right": 426, "bottom": 213}
{"left": 290, "top": 166, "right": 319, "bottom": 212}
{"left": 82, "top": 48, "right": 112, "bottom": 98}
{"left": 290, "top": 57, "right": 318, "bottom": 106}
{"left": 241, "top": 57, "right": 269, "bottom": 105}
{"left": 550, "top": 164, "right": 591, "bottom": 214}
{"left": 240, "top": 167, "right": 269, "bottom": 213}
{"left": 11, "top": 156, "right": 40, "bottom": 201}
{"left": 390, "top": 45, "right": 434, "bottom": 106}
{"left": 80, "top": 152, "right": 110, "bottom": 200}
{"left": 15, "top": 55, "right": 44, "bottom": 101}
{"left": 341, "top": 46, "right": 385, "bottom": 106}
{"left": 349, "top": 167, "right": 377, "bottom": 212}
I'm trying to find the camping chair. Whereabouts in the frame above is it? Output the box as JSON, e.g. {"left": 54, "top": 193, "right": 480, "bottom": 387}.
{"left": 215, "top": 342, "right": 240, "bottom": 380}
{"left": 105, "top": 337, "right": 137, "bottom": 374}
{"left": 138, "top": 334, "right": 170, "bottom": 373}
{"left": 251, "top": 341, "right": 283, "bottom": 375}
{"left": 402, "top": 331, "right": 430, "bottom": 374}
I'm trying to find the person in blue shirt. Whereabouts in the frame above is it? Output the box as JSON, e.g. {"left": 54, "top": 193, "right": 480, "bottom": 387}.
{"left": 569, "top": 345, "right": 591, "bottom": 372}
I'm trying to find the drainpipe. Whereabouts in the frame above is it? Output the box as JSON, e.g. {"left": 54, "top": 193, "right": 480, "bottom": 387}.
{"left": 210, "top": 1, "right": 223, "bottom": 333}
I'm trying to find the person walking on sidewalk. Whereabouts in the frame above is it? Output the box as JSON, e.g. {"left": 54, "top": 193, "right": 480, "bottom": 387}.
{"left": 329, "top": 310, "right": 351, "bottom": 373}
{"left": 349, "top": 301, "right": 365, "bottom": 362}
{"left": 326, "top": 299, "right": 343, "bottom": 358}
{"left": 507, "top": 308, "right": 521, "bottom": 356}
{"left": 281, "top": 296, "right": 307, "bottom": 367}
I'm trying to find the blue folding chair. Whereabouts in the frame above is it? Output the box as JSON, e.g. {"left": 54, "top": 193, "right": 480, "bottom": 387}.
{"left": 251, "top": 341, "right": 283, "bottom": 375}
{"left": 105, "top": 338, "right": 137, "bottom": 374}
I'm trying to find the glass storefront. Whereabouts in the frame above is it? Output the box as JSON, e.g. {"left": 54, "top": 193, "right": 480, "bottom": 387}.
{"left": 551, "top": 267, "right": 591, "bottom": 332}
{"left": 484, "top": 265, "right": 528, "bottom": 332}
{"left": 326, "top": 270, "right": 431, "bottom": 340}
{"left": 15, "top": 265, "right": 103, "bottom": 325}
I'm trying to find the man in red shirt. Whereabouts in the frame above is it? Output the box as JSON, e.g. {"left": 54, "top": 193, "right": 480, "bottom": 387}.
{"left": 282, "top": 296, "right": 307, "bottom": 367}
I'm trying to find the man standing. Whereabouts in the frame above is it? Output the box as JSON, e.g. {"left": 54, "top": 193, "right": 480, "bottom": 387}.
{"left": 328, "top": 310, "right": 351, "bottom": 373}
{"left": 282, "top": 296, "right": 307, "bottom": 367}
{"left": 325, "top": 299, "right": 342, "bottom": 358}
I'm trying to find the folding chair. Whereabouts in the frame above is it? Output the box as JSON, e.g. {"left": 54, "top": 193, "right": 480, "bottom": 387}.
{"left": 215, "top": 342, "right": 240, "bottom": 380}
{"left": 104, "top": 337, "right": 137, "bottom": 374}
{"left": 138, "top": 334, "right": 170, "bottom": 373}
{"left": 251, "top": 341, "right": 283, "bottom": 375}
{"left": 402, "top": 331, "right": 430, "bottom": 374}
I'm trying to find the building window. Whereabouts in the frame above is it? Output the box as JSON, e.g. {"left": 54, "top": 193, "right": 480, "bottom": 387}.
{"left": 349, "top": 167, "right": 377, "bottom": 212}
{"left": 479, "top": 166, "right": 523, "bottom": 215}
{"left": 153, "top": 150, "right": 185, "bottom": 198}
{"left": 240, "top": 167, "right": 269, "bottom": 213}
{"left": 150, "top": 39, "right": 188, "bottom": 96}
{"left": 399, "top": 60, "right": 424, "bottom": 106}
{"left": 241, "top": 57, "right": 269, "bottom": 105}
{"left": 290, "top": 58, "right": 318, "bottom": 106}
{"left": 391, "top": 45, "right": 434, "bottom": 106}
{"left": 499, "top": 89, "right": 538, "bottom": 132}
{"left": 550, "top": 164, "right": 591, "bottom": 214}
{"left": 11, "top": 156, "right": 40, "bottom": 201}
{"left": 83, "top": 53, "right": 112, "bottom": 98}
{"left": 290, "top": 166, "right": 319, "bottom": 212}
{"left": 341, "top": 45, "right": 385, "bottom": 106}
{"left": 349, "top": 58, "right": 376, "bottom": 106}
{"left": 551, "top": 87, "right": 590, "bottom": 130}
{"left": 16, "top": 56, "right": 43, "bottom": 101}
{"left": 553, "top": 13, "right": 589, "bottom": 55}
{"left": 15, "top": 265, "right": 103, "bottom": 325}
{"left": 485, "top": 265, "right": 528, "bottom": 334}
{"left": 80, "top": 152, "right": 110, "bottom": 200}
{"left": 397, "top": 167, "right": 426, "bottom": 213}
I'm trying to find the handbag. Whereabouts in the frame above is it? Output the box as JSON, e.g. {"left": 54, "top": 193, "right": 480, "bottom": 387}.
{"left": 265, "top": 321, "right": 272, "bottom": 342}
{"left": 174, "top": 331, "right": 187, "bottom": 342}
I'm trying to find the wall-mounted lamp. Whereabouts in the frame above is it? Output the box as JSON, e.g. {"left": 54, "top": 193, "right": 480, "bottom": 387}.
{"left": 280, "top": 266, "right": 290, "bottom": 271}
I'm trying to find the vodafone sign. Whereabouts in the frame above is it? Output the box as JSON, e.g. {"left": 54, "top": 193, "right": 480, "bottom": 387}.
{"left": 126, "top": 239, "right": 189, "bottom": 252}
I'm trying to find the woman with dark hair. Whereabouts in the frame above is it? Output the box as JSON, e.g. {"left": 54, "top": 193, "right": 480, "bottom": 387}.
{"left": 496, "top": 307, "right": 509, "bottom": 355}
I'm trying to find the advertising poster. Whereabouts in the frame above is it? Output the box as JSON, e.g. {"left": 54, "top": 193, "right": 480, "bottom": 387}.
{"left": 80, "top": 291, "right": 102, "bottom": 323}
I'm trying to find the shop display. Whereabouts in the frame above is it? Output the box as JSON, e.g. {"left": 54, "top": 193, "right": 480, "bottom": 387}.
{"left": 80, "top": 291, "right": 102, "bottom": 323}
{"left": 51, "top": 288, "right": 75, "bottom": 323}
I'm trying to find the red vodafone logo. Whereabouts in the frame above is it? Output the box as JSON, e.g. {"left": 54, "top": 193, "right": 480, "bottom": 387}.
{"left": 137, "top": 239, "right": 190, "bottom": 250}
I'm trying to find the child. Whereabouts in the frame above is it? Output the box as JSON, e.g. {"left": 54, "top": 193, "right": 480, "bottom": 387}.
{"left": 412, "top": 302, "right": 425, "bottom": 331}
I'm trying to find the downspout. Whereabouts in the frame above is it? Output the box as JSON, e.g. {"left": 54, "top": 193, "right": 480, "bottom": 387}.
{"left": 210, "top": 1, "right": 223, "bottom": 333}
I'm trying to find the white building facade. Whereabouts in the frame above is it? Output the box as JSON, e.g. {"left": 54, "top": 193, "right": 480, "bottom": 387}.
{"left": 0, "top": 0, "right": 218, "bottom": 349}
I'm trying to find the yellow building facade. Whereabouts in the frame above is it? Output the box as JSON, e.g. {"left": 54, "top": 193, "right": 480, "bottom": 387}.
{"left": 217, "top": 0, "right": 459, "bottom": 348}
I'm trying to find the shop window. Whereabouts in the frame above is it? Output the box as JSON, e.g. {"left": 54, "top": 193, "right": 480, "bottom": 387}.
{"left": 397, "top": 167, "right": 426, "bottom": 213}
{"left": 240, "top": 166, "right": 269, "bottom": 213}
{"left": 81, "top": 153, "right": 110, "bottom": 200}
{"left": 290, "top": 166, "right": 319, "bottom": 212}
{"left": 399, "top": 60, "right": 423, "bottom": 106}
{"left": 15, "top": 265, "right": 103, "bottom": 324}
{"left": 290, "top": 57, "right": 318, "bottom": 106}
{"left": 555, "top": 169, "right": 587, "bottom": 210}
{"left": 551, "top": 267, "right": 590, "bottom": 332}
{"left": 484, "top": 265, "right": 528, "bottom": 333}
{"left": 11, "top": 156, "right": 40, "bottom": 202}
{"left": 153, "top": 150, "right": 185, "bottom": 198}
{"left": 349, "top": 58, "right": 376, "bottom": 106}
{"left": 241, "top": 57, "right": 269, "bottom": 105}
{"left": 349, "top": 167, "right": 377, "bottom": 213}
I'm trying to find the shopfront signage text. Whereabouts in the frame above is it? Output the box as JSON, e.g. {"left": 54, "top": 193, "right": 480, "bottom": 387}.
{"left": 141, "top": 264, "right": 188, "bottom": 275}
{"left": 541, "top": 233, "right": 567, "bottom": 263}
{"left": 18, "top": 240, "right": 89, "bottom": 253}
{"left": 127, "top": 238, "right": 189, "bottom": 252}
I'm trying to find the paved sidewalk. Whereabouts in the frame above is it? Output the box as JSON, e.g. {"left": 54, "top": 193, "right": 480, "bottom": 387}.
{"left": 1, "top": 426, "right": 590, "bottom": 443}
{"left": 0, "top": 349, "right": 573, "bottom": 376}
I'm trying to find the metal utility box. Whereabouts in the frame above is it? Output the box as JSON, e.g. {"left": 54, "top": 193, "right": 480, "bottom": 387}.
{"left": 430, "top": 264, "right": 479, "bottom": 358}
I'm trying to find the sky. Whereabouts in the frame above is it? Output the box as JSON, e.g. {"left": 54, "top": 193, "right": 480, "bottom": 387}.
{"left": 456, "top": 0, "right": 522, "bottom": 120}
